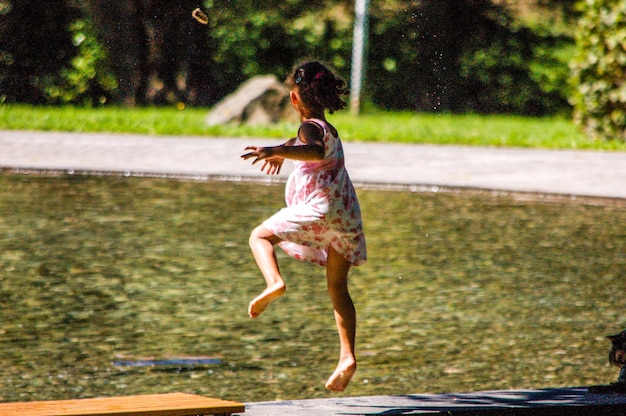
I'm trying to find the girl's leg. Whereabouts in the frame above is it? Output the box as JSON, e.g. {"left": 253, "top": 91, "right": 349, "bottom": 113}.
{"left": 325, "top": 246, "right": 357, "bottom": 392}
{"left": 248, "top": 225, "right": 286, "bottom": 318}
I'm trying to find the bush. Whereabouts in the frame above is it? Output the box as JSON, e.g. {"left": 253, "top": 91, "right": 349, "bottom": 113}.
{"left": 46, "top": 18, "right": 117, "bottom": 105}
{"left": 0, "top": 0, "right": 78, "bottom": 104}
{"left": 570, "top": 0, "right": 626, "bottom": 142}
{"left": 208, "top": 2, "right": 353, "bottom": 95}
{"left": 367, "top": 0, "right": 572, "bottom": 115}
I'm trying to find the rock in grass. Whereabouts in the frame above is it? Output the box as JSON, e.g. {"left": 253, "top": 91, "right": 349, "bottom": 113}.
{"left": 206, "top": 75, "right": 298, "bottom": 126}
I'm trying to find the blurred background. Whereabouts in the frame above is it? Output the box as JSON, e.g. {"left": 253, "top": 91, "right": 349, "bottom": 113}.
{"left": 0, "top": 0, "right": 623, "bottom": 138}
{"left": 0, "top": 1, "right": 582, "bottom": 111}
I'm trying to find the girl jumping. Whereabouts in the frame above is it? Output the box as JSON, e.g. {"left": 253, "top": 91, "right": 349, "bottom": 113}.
{"left": 241, "top": 61, "right": 367, "bottom": 392}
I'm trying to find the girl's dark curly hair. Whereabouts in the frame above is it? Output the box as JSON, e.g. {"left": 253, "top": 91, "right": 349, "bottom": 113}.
{"left": 286, "top": 61, "right": 349, "bottom": 114}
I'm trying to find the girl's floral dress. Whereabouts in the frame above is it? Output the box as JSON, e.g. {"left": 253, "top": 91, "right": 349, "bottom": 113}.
{"left": 263, "top": 119, "right": 367, "bottom": 267}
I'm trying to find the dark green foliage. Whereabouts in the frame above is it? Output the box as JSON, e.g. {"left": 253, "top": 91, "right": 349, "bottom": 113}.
{"left": 368, "top": 0, "right": 571, "bottom": 115}
{"left": 85, "top": 0, "right": 213, "bottom": 105}
{"left": 47, "top": 18, "right": 118, "bottom": 106}
{"left": 0, "top": 0, "right": 79, "bottom": 104}
{"left": 207, "top": 0, "right": 353, "bottom": 96}
{"left": 0, "top": 0, "right": 575, "bottom": 114}
{"left": 570, "top": 0, "right": 626, "bottom": 142}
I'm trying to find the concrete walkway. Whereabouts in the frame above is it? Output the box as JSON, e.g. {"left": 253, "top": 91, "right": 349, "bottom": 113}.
{"left": 1, "top": 130, "right": 625, "bottom": 201}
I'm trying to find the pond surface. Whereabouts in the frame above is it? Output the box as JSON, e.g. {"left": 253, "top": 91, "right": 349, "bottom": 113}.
{"left": 0, "top": 173, "right": 624, "bottom": 403}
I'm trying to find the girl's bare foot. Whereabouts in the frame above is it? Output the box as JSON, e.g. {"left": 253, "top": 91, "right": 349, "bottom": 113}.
{"left": 325, "top": 357, "right": 356, "bottom": 392}
{"left": 248, "top": 283, "right": 286, "bottom": 318}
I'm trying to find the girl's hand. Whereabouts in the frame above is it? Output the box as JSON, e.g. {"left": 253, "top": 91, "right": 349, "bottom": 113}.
{"left": 261, "top": 157, "right": 284, "bottom": 175}
{"left": 241, "top": 146, "right": 284, "bottom": 175}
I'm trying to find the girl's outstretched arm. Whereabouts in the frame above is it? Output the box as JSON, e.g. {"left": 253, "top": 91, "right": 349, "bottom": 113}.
{"left": 241, "top": 129, "right": 324, "bottom": 173}
{"left": 240, "top": 138, "right": 294, "bottom": 175}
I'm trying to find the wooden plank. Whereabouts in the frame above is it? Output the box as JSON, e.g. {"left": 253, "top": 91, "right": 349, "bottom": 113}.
{"left": 0, "top": 393, "right": 245, "bottom": 416}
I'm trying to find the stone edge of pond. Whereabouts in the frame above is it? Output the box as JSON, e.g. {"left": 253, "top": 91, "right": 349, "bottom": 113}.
{"left": 236, "top": 386, "right": 626, "bottom": 416}
{"left": 3, "top": 167, "right": 625, "bottom": 208}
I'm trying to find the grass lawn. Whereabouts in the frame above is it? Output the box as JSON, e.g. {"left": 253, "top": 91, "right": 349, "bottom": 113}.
{"left": 2, "top": 104, "right": 625, "bottom": 151}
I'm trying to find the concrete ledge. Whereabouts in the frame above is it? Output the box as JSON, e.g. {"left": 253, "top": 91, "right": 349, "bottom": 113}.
{"left": 238, "top": 388, "right": 626, "bottom": 415}
{"left": 2, "top": 131, "right": 626, "bottom": 200}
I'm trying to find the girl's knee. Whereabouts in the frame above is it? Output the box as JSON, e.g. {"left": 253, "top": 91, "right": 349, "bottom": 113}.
{"left": 249, "top": 227, "right": 264, "bottom": 248}
{"left": 249, "top": 225, "right": 281, "bottom": 247}
{"left": 249, "top": 225, "right": 261, "bottom": 243}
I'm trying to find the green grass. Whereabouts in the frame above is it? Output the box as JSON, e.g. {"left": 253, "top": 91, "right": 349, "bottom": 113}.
{"left": 2, "top": 104, "right": 625, "bottom": 150}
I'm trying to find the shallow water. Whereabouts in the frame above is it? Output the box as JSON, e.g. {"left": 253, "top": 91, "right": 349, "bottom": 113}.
{"left": 0, "top": 174, "right": 624, "bottom": 403}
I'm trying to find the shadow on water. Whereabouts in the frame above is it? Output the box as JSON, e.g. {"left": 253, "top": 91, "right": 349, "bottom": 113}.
{"left": 0, "top": 173, "right": 624, "bottom": 403}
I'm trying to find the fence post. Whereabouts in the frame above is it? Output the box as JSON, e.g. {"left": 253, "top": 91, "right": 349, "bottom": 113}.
{"left": 350, "top": 0, "right": 370, "bottom": 115}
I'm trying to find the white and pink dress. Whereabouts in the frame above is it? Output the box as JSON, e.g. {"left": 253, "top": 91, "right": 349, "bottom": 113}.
{"left": 263, "top": 119, "right": 367, "bottom": 267}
